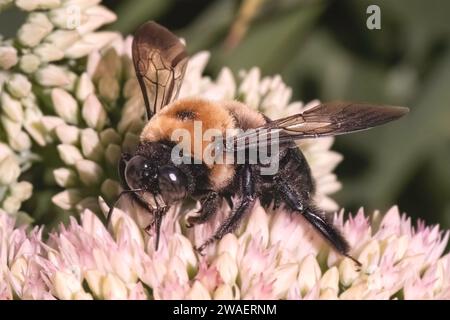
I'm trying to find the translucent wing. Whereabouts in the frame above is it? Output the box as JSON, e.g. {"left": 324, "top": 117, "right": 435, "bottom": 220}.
{"left": 221, "top": 102, "right": 409, "bottom": 152}
{"left": 132, "top": 21, "right": 188, "bottom": 120}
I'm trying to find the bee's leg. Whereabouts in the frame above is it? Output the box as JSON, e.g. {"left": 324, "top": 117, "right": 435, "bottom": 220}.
{"left": 196, "top": 166, "right": 256, "bottom": 252}
{"left": 277, "top": 178, "right": 361, "bottom": 267}
{"left": 186, "top": 191, "right": 220, "bottom": 228}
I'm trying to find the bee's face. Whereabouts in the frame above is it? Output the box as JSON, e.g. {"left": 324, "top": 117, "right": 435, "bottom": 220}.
{"left": 123, "top": 153, "right": 188, "bottom": 208}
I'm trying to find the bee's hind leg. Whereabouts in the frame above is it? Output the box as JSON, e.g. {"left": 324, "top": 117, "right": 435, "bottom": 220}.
{"left": 276, "top": 177, "right": 361, "bottom": 267}
{"left": 196, "top": 166, "right": 256, "bottom": 253}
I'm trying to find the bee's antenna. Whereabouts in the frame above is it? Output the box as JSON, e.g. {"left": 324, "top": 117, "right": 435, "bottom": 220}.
{"left": 106, "top": 189, "right": 143, "bottom": 227}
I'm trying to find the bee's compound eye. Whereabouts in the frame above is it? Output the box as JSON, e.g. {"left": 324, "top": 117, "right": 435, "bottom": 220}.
{"left": 125, "top": 155, "right": 150, "bottom": 189}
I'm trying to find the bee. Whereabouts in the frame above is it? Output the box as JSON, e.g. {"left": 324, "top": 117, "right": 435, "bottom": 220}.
{"left": 107, "top": 21, "right": 408, "bottom": 265}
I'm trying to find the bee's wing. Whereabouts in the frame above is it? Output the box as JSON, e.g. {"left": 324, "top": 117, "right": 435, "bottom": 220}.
{"left": 132, "top": 21, "right": 188, "bottom": 120}
{"left": 223, "top": 102, "right": 409, "bottom": 151}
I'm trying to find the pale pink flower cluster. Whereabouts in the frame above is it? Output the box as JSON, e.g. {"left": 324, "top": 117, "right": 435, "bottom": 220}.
{"left": 1, "top": 203, "right": 449, "bottom": 300}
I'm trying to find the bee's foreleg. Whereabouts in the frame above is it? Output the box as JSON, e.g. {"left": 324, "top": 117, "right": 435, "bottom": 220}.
{"left": 196, "top": 166, "right": 256, "bottom": 253}
{"left": 186, "top": 191, "right": 220, "bottom": 228}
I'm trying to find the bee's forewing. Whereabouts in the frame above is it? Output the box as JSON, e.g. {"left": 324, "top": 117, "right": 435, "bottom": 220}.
{"left": 132, "top": 21, "right": 188, "bottom": 120}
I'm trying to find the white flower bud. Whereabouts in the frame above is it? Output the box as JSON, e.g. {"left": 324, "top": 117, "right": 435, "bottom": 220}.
{"left": 36, "top": 64, "right": 72, "bottom": 87}
{"left": 65, "top": 32, "right": 118, "bottom": 59}
{"left": 51, "top": 88, "right": 79, "bottom": 124}
{"left": 358, "top": 240, "right": 380, "bottom": 274}
{"left": 104, "top": 144, "right": 121, "bottom": 167}
{"left": 45, "top": 30, "right": 80, "bottom": 50}
{"left": 339, "top": 257, "right": 360, "bottom": 287}
{"left": 241, "top": 205, "right": 269, "bottom": 246}
{"left": 0, "top": 46, "right": 18, "bottom": 70}
{"left": 53, "top": 167, "right": 77, "bottom": 187}
{"left": 75, "top": 159, "right": 103, "bottom": 186}
{"left": 51, "top": 188, "right": 82, "bottom": 210}
{"left": 6, "top": 73, "right": 32, "bottom": 98}
{"left": 9, "top": 131, "right": 32, "bottom": 151}
{"left": 102, "top": 273, "right": 128, "bottom": 300}
{"left": 339, "top": 282, "right": 368, "bottom": 300}
{"left": 76, "top": 5, "right": 116, "bottom": 35}
{"left": 320, "top": 288, "right": 338, "bottom": 300}
{"left": 73, "top": 291, "right": 93, "bottom": 300}
{"left": 1, "top": 115, "right": 21, "bottom": 137}
{"left": 82, "top": 94, "right": 107, "bottom": 130}
{"left": 19, "top": 54, "right": 41, "bottom": 73}
{"left": 41, "top": 115, "right": 65, "bottom": 132}
{"left": 217, "top": 233, "right": 239, "bottom": 260}
{"left": 187, "top": 281, "right": 211, "bottom": 300}
{"left": 80, "top": 128, "right": 103, "bottom": 161}
{"left": 16, "top": 0, "right": 61, "bottom": 11}
{"left": 18, "top": 13, "right": 54, "bottom": 48}
{"left": 2, "top": 196, "right": 21, "bottom": 213}
{"left": 10, "top": 181, "right": 33, "bottom": 201}
{"left": 33, "top": 43, "right": 64, "bottom": 62}
{"left": 55, "top": 123, "right": 79, "bottom": 144}
{"left": 10, "top": 257, "right": 27, "bottom": 283}
{"left": 297, "top": 254, "right": 321, "bottom": 295}
{"left": 84, "top": 269, "right": 104, "bottom": 298}
{"left": 213, "top": 253, "right": 238, "bottom": 285}
{"left": 213, "top": 284, "right": 240, "bottom": 300}
{"left": 271, "top": 263, "right": 299, "bottom": 299}
{"left": 23, "top": 107, "right": 46, "bottom": 146}
{"left": 1, "top": 92, "right": 23, "bottom": 122}
{"left": 100, "top": 179, "right": 120, "bottom": 200}
{"left": 99, "top": 128, "right": 121, "bottom": 146}
{"left": 75, "top": 196, "right": 99, "bottom": 213}
{"left": 75, "top": 72, "right": 94, "bottom": 101}
{"left": 320, "top": 266, "right": 339, "bottom": 294}
{"left": 52, "top": 271, "right": 82, "bottom": 300}
{"left": 0, "top": 155, "right": 21, "bottom": 185}
{"left": 57, "top": 144, "right": 83, "bottom": 165}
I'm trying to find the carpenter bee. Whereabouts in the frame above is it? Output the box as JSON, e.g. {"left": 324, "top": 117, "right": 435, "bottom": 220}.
{"left": 107, "top": 21, "right": 408, "bottom": 265}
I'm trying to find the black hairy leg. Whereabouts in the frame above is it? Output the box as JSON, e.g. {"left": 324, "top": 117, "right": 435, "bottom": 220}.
{"left": 186, "top": 191, "right": 221, "bottom": 227}
{"left": 276, "top": 177, "right": 361, "bottom": 267}
{"left": 196, "top": 166, "right": 256, "bottom": 253}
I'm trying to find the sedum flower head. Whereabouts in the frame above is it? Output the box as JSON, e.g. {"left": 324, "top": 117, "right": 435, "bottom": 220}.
{"left": 0, "top": 0, "right": 118, "bottom": 216}
{"left": 0, "top": 205, "right": 449, "bottom": 299}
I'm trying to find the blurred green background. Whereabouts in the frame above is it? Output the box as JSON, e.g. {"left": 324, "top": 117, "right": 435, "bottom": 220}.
{"left": 2, "top": 0, "right": 450, "bottom": 229}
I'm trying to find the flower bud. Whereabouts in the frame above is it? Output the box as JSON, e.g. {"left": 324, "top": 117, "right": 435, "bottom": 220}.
{"left": 18, "top": 13, "right": 54, "bottom": 47}
{"left": 340, "top": 282, "right": 368, "bottom": 300}
{"left": 187, "top": 281, "right": 211, "bottom": 300}
{"left": 339, "top": 257, "right": 360, "bottom": 287}
{"left": 98, "top": 76, "right": 119, "bottom": 103}
{"left": 6, "top": 73, "right": 32, "bottom": 98}
{"left": 9, "top": 131, "right": 32, "bottom": 151}
{"left": 214, "top": 284, "right": 240, "bottom": 300}
{"left": 320, "top": 266, "right": 339, "bottom": 294}
{"left": 104, "top": 144, "right": 121, "bottom": 167}
{"left": 82, "top": 94, "right": 107, "bottom": 130}
{"left": 80, "top": 128, "right": 103, "bottom": 161}
{"left": 76, "top": 72, "right": 95, "bottom": 101}
{"left": 217, "top": 234, "right": 239, "bottom": 260}
{"left": 2, "top": 196, "right": 21, "bottom": 213}
{"left": 75, "top": 159, "right": 104, "bottom": 186}
{"left": 320, "top": 288, "right": 338, "bottom": 300}
{"left": 10, "top": 181, "right": 33, "bottom": 201}
{"left": 100, "top": 179, "right": 120, "bottom": 200}
{"left": 19, "top": 53, "right": 41, "bottom": 73}
{"left": 84, "top": 269, "right": 104, "bottom": 298}
{"left": 55, "top": 123, "right": 79, "bottom": 145}
{"left": 41, "top": 115, "right": 65, "bottom": 132}
{"left": 213, "top": 252, "right": 238, "bottom": 285}
{"left": 1, "top": 92, "right": 23, "bottom": 122}
{"left": 102, "top": 273, "right": 128, "bottom": 300}
{"left": 76, "top": 6, "right": 116, "bottom": 35}
{"left": 358, "top": 240, "right": 380, "bottom": 274}
{"left": 271, "top": 263, "right": 299, "bottom": 299}
{"left": 36, "top": 64, "right": 72, "bottom": 87}
{"left": 52, "top": 271, "right": 82, "bottom": 300}
{"left": 51, "top": 88, "right": 79, "bottom": 124}
{"left": 53, "top": 167, "right": 77, "bottom": 187}
{"left": 0, "top": 155, "right": 21, "bottom": 185}
{"left": 15, "top": 0, "right": 61, "bottom": 11}
{"left": 66, "top": 32, "right": 118, "bottom": 59}
{"left": 0, "top": 46, "right": 18, "bottom": 70}
{"left": 57, "top": 144, "right": 83, "bottom": 165}
{"left": 100, "top": 128, "right": 121, "bottom": 146}
{"left": 297, "top": 254, "right": 321, "bottom": 295}
{"left": 46, "top": 30, "right": 80, "bottom": 51}
{"left": 73, "top": 291, "right": 93, "bottom": 300}
{"left": 33, "top": 43, "right": 64, "bottom": 62}
{"left": 51, "top": 188, "right": 82, "bottom": 210}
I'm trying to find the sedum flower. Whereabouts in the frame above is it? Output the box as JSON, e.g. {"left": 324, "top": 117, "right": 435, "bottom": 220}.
{"left": 0, "top": 0, "right": 119, "bottom": 218}
{"left": 1, "top": 204, "right": 449, "bottom": 300}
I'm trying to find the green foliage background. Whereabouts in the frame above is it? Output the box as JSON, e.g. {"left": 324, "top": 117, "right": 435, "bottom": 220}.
{"left": 2, "top": 0, "right": 450, "bottom": 229}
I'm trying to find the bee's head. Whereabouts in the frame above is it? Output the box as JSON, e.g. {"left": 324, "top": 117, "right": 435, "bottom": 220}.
{"left": 123, "top": 154, "right": 188, "bottom": 207}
